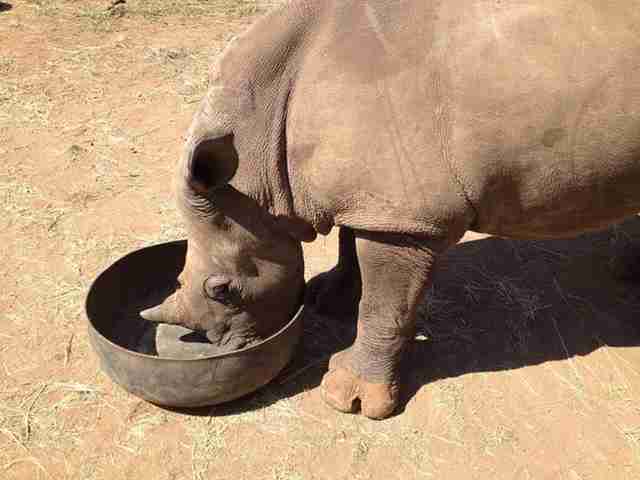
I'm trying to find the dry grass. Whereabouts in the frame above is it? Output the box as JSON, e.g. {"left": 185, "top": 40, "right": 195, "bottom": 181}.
{"left": 0, "top": 80, "right": 53, "bottom": 127}
{"left": 123, "top": 0, "right": 265, "bottom": 20}
{"left": 3, "top": 1, "right": 640, "bottom": 478}
{"left": 18, "top": 0, "right": 272, "bottom": 25}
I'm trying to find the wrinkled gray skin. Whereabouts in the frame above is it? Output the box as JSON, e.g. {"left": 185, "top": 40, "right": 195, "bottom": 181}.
{"left": 141, "top": 0, "right": 640, "bottom": 418}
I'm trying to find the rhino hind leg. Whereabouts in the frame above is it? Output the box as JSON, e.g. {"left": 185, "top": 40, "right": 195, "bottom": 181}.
{"left": 320, "top": 230, "right": 443, "bottom": 419}
{"left": 305, "top": 227, "right": 362, "bottom": 321}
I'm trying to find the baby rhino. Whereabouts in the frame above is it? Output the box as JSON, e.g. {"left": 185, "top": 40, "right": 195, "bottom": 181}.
{"left": 141, "top": 0, "right": 640, "bottom": 418}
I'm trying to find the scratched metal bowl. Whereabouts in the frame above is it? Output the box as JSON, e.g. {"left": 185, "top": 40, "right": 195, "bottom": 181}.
{"left": 85, "top": 240, "right": 304, "bottom": 408}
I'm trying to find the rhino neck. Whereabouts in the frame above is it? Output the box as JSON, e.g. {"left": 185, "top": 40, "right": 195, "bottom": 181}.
{"left": 217, "top": 1, "right": 321, "bottom": 242}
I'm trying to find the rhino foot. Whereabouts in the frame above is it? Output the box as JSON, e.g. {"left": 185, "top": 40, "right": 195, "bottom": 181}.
{"left": 305, "top": 265, "right": 361, "bottom": 321}
{"left": 320, "top": 348, "right": 399, "bottom": 420}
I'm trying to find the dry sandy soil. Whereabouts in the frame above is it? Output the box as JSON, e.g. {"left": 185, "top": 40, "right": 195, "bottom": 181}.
{"left": 2, "top": 1, "right": 640, "bottom": 479}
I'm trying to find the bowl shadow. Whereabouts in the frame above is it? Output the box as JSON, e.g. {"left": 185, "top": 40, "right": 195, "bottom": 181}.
{"left": 170, "top": 217, "right": 640, "bottom": 419}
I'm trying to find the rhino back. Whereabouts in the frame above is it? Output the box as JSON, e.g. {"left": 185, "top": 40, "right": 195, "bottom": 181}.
{"left": 287, "top": 0, "right": 474, "bottom": 244}
{"left": 286, "top": 0, "right": 640, "bottom": 241}
{"left": 446, "top": 0, "right": 640, "bottom": 238}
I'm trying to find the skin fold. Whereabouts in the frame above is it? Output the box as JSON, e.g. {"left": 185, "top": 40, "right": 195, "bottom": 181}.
{"left": 141, "top": 0, "right": 640, "bottom": 418}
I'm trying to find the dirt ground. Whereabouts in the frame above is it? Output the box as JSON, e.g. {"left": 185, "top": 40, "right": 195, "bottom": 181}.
{"left": 2, "top": 1, "right": 640, "bottom": 479}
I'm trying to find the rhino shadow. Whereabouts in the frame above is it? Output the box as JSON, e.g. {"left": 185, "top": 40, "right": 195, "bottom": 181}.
{"left": 173, "top": 216, "right": 640, "bottom": 418}
{"left": 399, "top": 216, "right": 640, "bottom": 414}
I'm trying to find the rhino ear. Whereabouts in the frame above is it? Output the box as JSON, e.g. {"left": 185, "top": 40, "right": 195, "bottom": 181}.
{"left": 187, "top": 134, "right": 239, "bottom": 194}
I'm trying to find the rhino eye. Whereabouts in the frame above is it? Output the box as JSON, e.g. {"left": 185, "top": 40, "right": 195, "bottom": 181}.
{"left": 203, "top": 276, "right": 232, "bottom": 305}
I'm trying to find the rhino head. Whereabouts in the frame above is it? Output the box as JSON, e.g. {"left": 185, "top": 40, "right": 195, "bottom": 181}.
{"left": 139, "top": 7, "right": 320, "bottom": 350}
{"left": 140, "top": 81, "right": 307, "bottom": 351}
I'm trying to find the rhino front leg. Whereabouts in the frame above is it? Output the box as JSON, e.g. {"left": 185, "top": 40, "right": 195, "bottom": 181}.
{"left": 320, "top": 231, "right": 439, "bottom": 419}
{"left": 306, "top": 227, "right": 361, "bottom": 320}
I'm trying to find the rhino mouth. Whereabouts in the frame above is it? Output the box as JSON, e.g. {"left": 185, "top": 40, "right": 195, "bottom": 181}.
{"left": 178, "top": 329, "right": 210, "bottom": 343}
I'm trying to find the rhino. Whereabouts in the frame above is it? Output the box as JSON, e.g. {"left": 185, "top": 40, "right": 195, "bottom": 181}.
{"left": 140, "top": 0, "right": 640, "bottom": 418}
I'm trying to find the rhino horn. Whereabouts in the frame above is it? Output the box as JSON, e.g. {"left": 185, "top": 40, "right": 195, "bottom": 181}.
{"left": 140, "top": 293, "right": 180, "bottom": 325}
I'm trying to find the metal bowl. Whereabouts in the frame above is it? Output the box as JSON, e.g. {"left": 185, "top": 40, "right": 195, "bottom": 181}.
{"left": 85, "top": 240, "right": 304, "bottom": 408}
